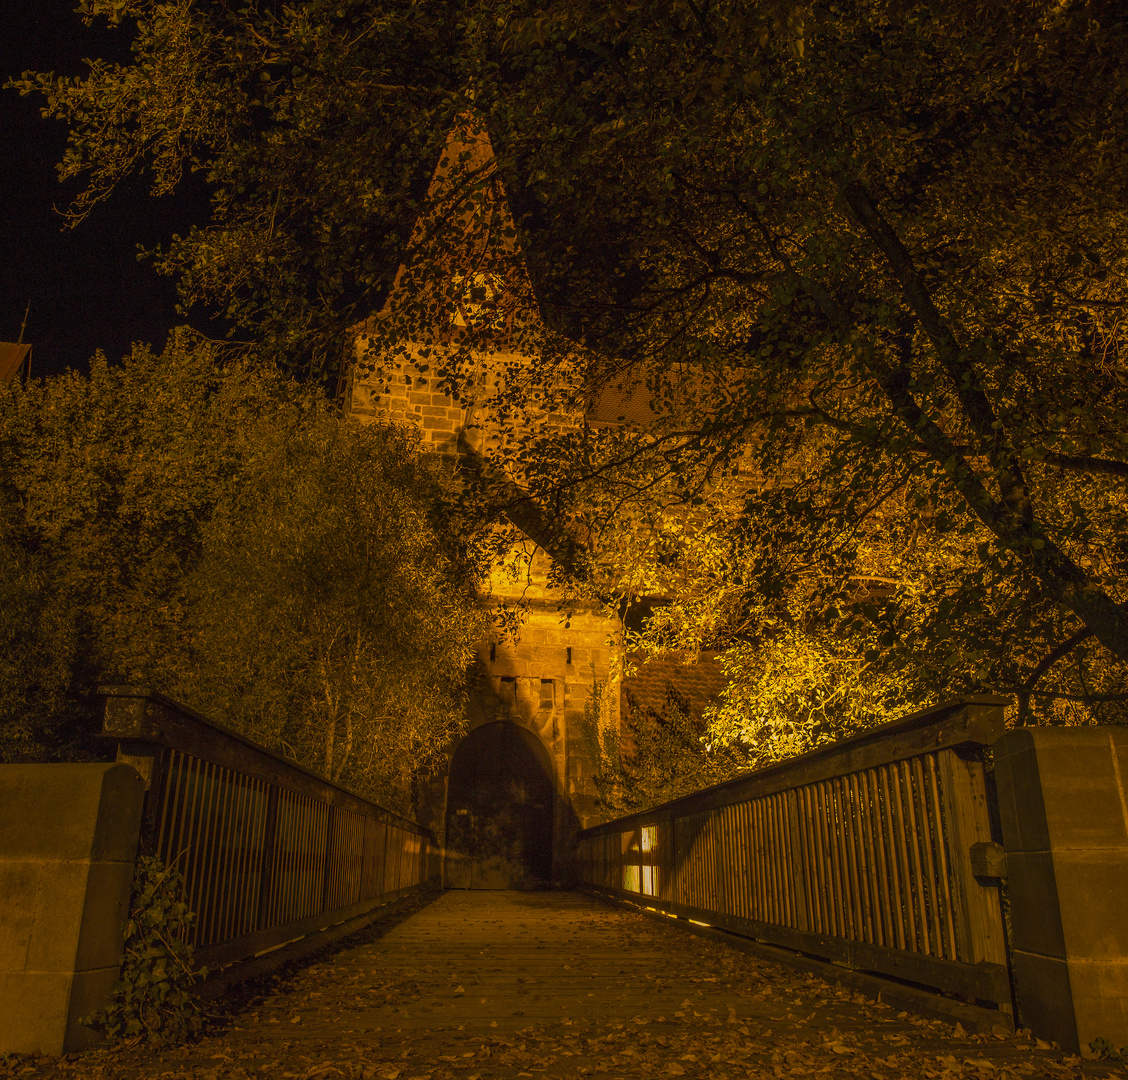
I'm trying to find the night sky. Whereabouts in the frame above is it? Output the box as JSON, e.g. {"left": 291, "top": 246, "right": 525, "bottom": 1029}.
{"left": 1, "top": 0, "right": 210, "bottom": 378}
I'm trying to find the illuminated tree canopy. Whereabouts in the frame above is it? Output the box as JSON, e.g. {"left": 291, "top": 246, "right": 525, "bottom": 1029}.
{"left": 0, "top": 334, "right": 486, "bottom": 806}
{"left": 479, "top": 0, "right": 1128, "bottom": 734}
{"left": 11, "top": 0, "right": 1127, "bottom": 750}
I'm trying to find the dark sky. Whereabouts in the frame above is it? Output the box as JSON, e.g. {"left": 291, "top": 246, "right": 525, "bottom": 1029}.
{"left": 1, "top": 0, "right": 210, "bottom": 378}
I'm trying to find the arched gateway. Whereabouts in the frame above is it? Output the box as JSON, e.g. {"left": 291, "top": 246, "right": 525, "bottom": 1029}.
{"left": 444, "top": 721, "right": 554, "bottom": 889}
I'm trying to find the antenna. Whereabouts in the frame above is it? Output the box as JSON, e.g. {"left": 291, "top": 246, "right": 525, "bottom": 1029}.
{"left": 17, "top": 301, "right": 29, "bottom": 344}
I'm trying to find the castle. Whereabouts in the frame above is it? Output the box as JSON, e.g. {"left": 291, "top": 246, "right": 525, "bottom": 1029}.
{"left": 345, "top": 115, "right": 723, "bottom": 887}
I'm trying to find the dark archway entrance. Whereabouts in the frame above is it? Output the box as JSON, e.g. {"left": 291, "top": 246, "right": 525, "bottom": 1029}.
{"left": 444, "top": 721, "right": 554, "bottom": 889}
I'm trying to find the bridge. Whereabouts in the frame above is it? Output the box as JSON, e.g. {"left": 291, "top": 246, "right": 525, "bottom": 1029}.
{"left": 2, "top": 890, "right": 1081, "bottom": 1080}
{"left": 2, "top": 688, "right": 1126, "bottom": 1073}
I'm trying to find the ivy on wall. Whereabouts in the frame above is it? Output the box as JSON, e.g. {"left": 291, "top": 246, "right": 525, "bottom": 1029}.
{"left": 83, "top": 855, "right": 209, "bottom": 1046}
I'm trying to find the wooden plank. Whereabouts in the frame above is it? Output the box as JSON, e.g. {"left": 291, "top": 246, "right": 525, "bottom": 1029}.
{"left": 736, "top": 804, "right": 748, "bottom": 916}
{"left": 257, "top": 785, "right": 280, "bottom": 931}
{"left": 217, "top": 774, "right": 247, "bottom": 942}
{"left": 186, "top": 759, "right": 217, "bottom": 944}
{"left": 715, "top": 805, "right": 731, "bottom": 916}
{"left": 937, "top": 748, "right": 1010, "bottom": 974}
{"left": 761, "top": 797, "right": 777, "bottom": 924}
{"left": 832, "top": 778, "right": 857, "bottom": 940}
{"left": 897, "top": 759, "right": 928, "bottom": 954}
{"left": 852, "top": 770, "right": 877, "bottom": 945}
{"left": 912, "top": 756, "right": 945, "bottom": 957}
{"left": 193, "top": 883, "right": 427, "bottom": 969}
{"left": 802, "top": 785, "right": 826, "bottom": 935}
{"left": 925, "top": 753, "right": 959, "bottom": 960}
{"left": 751, "top": 798, "right": 767, "bottom": 922}
{"left": 841, "top": 774, "right": 866, "bottom": 942}
{"left": 774, "top": 793, "right": 793, "bottom": 927}
{"left": 819, "top": 783, "right": 838, "bottom": 937}
{"left": 888, "top": 761, "right": 917, "bottom": 952}
{"left": 787, "top": 787, "right": 809, "bottom": 933}
{"left": 197, "top": 765, "right": 231, "bottom": 946}
{"left": 866, "top": 768, "right": 895, "bottom": 950}
{"left": 156, "top": 748, "right": 182, "bottom": 865}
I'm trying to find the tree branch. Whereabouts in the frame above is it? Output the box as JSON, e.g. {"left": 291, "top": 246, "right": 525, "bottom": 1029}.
{"left": 837, "top": 179, "right": 1035, "bottom": 532}
{"left": 870, "top": 347, "right": 1128, "bottom": 662}
{"left": 1015, "top": 626, "right": 1094, "bottom": 725}
{"left": 1041, "top": 452, "right": 1128, "bottom": 479}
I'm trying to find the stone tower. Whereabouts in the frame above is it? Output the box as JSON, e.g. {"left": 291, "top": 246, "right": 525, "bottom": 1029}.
{"left": 346, "top": 115, "right": 620, "bottom": 887}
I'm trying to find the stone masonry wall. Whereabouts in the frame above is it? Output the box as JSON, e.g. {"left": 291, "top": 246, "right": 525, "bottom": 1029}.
{"left": 349, "top": 336, "right": 620, "bottom": 883}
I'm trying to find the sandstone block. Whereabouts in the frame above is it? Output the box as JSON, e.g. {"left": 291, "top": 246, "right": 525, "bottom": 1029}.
{"left": 0, "top": 763, "right": 144, "bottom": 1056}
{"left": 994, "top": 726, "right": 1128, "bottom": 1055}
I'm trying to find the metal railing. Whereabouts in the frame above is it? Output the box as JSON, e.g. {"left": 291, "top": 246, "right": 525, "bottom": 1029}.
{"left": 100, "top": 686, "right": 433, "bottom": 969}
{"left": 577, "top": 697, "right": 1011, "bottom": 1016}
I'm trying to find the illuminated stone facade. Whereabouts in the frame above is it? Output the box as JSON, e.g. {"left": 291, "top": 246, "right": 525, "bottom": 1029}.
{"left": 345, "top": 116, "right": 618, "bottom": 886}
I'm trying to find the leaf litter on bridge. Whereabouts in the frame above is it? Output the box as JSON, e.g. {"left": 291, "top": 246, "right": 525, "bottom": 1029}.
{"left": 2, "top": 892, "right": 1123, "bottom": 1080}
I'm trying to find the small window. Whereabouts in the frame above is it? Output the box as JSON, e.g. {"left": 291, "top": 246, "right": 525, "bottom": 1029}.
{"left": 490, "top": 642, "right": 496, "bottom": 663}
{"left": 566, "top": 647, "right": 572, "bottom": 665}
{"left": 540, "top": 679, "right": 554, "bottom": 707}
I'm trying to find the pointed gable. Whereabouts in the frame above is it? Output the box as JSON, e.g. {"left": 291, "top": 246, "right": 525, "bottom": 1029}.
{"left": 375, "top": 113, "right": 541, "bottom": 347}
{"left": 0, "top": 343, "right": 31, "bottom": 385}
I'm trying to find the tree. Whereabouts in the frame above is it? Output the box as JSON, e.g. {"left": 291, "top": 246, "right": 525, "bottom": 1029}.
{"left": 9, "top": 0, "right": 476, "bottom": 377}
{"left": 0, "top": 332, "right": 280, "bottom": 760}
{"left": 176, "top": 400, "right": 488, "bottom": 809}
{"left": 472, "top": 0, "right": 1127, "bottom": 730}
{"left": 14, "top": 0, "right": 1126, "bottom": 750}
{"left": 0, "top": 332, "right": 486, "bottom": 806}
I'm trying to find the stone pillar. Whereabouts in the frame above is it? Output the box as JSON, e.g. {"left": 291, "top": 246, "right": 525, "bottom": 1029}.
{"left": 0, "top": 763, "right": 145, "bottom": 1055}
{"left": 993, "top": 726, "right": 1128, "bottom": 1055}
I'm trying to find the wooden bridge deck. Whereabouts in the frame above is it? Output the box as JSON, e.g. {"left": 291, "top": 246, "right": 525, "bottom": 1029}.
{"left": 6, "top": 890, "right": 1103, "bottom": 1080}
{"left": 275, "top": 888, "right": 795, "bottom": 1037}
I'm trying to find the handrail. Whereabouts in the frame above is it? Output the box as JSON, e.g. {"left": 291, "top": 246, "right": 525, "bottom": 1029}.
{"left": 99, "top": 686, "right": 429, "bottom": 834}
{"left": 581, "top": 696, "right": 1008, "bottom": 834}
{"left": 99, "top": 686, "right": 434, "bottom": 970}
{"left": 577, "top": 696, "right": 1013, "bottom": 1019}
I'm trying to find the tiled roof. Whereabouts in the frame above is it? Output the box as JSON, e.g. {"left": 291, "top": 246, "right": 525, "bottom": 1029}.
{"left": 621, "top": 651, "right": 727, "bottom": 721}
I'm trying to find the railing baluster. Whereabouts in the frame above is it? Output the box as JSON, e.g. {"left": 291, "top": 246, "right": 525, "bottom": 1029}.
{"left": 924, "top": 754, "right": 959, "bottom": 960}
{"left": 574, "top": 697, "right": 1010, "bottom": 1015}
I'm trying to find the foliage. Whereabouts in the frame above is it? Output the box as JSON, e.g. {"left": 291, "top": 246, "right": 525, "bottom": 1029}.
{"left": 11, "top": 0, "right": 1127, "bottom": 770}
{"left": 0, "top": 332, "right": 486, "bottom": 806}
{"left": 576, "top": 679, "right": 621, "bottom": 815}
{"left": 82, "top": 855, "right": 207, "bottom": 1046}
{"left": 476, "top": 0, "right": 1128, "bottom": 734}
{"left": 175, "top": 395, "right": 488, "bottom": 810}
{"left": 8, "top": 0, "right": 476, "bottom": 377}
{"left": 1089, "top": 1037, "right": 1128, "bottom": 1067}
{"left": 579, "top": 677, "right": 752, "bottom": 820}
{"left": 0, "top": 331, "right": 279, "bottom": 762}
